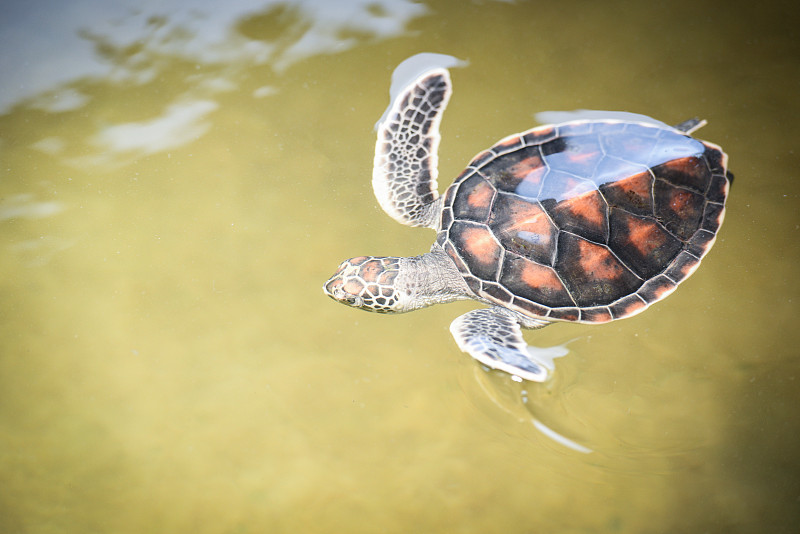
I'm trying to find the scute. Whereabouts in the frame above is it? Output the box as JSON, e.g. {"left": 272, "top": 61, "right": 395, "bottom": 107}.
{"left": 488, "top": 192, "right": 556, "bottom": 266}
{"left": 539, "top": 171, "right": 596, "bottom": 203}
{"left": 554, "top": 232, "right": 642, "bottom": 307}
{"left": 652, "top": 156, "right": 711, "bottom": 193}
{"left": 600, "top": 124, "right": 661, "bottom": 165}
{"left": 448, "top": 221, "right": 502, "bottom": 281}
{"left": 540, "top": 134, "right": 604, "bottom": 177}
{"left": 439, "top": 119, "right": 731, "bottom": 323}
{"left": 548, "top": 189, "right": 609, "bottom": 244}
{"left": 521, "top": 125, "right": 557, "bottom": 145}
{"left": 653, "top": 180, "right": 705, "bottom": 240}
{"left": 609, "top": 209, "right": 682, "bottom": 279}
{"left": 599, "top": 170, "right": 654, "bottom": 216}
{"left": 452, "top": 172, "right": 495, "bottom": 223}
{"left": 500, "top": 254, "right": 574, "bottom": 308}
{"left": 480, "top": 145, "right": 545, "bottom": 195}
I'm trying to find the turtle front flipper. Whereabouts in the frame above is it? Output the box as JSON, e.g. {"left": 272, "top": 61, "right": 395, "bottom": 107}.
{"left": 373, "top": 69, "right": 451, "bottom": 229}
{"left": 450, "top": 307, "right": 553, "bottom": 382}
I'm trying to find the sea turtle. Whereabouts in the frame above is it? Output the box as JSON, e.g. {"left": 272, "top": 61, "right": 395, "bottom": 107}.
{"left": 323, "top": 67, "right": 732, "bottom": 382}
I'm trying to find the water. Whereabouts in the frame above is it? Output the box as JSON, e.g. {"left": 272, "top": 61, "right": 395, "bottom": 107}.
{"left": 1, "top": 0, "right": 798, "bottom": 532}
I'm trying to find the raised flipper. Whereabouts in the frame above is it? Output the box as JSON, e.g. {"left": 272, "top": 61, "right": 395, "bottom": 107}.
{"left": 450, "top": 306, "right": 553, "bottom": 382}
{"left": 373, "top": 69, "right": 451, "bottom": 229}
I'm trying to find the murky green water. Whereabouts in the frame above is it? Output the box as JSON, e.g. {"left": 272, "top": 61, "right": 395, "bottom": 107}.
{"left": 1, "top": 0, "right": 798, "bottom": 532}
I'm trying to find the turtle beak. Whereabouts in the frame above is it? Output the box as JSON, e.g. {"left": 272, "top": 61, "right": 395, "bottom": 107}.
{"left": 323, "top": 269, "right": 362, "bottom": 307}
{"left": 325, "top": 264, "right": 381, "bottom": 313}
{"left": 322, "top": 274, "right": 343, "bottom": 300}
{"left": 323, "top": 261, "right": 347, "bottom": 298}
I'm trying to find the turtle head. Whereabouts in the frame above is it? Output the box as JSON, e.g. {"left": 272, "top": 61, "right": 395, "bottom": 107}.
{"left": 323, "top": 256, "right": 411, "bottom": 313}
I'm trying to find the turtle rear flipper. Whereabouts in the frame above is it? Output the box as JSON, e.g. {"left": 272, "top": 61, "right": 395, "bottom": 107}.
{"left": 450, "top": 307, "right": 553, "bottom": 382}
{"left": 373, "top": 69, "right": 451, "bottom": 229}
{"left": 673, "top": 118, "right": 707, "bottom": 135}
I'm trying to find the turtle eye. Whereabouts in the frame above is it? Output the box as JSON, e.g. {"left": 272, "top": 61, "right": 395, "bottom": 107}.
{"left": 346, "top": 295, "right": 364, "bottom": 308}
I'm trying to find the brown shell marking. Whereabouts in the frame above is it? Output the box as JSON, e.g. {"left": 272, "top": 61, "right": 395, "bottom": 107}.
{"left": 706, "top": 173, "right": 729, "bottom": 204}
{"left": 555, "top": 233, "right": 642, "bottom": 308}
{"left": 440, "top": 120, "right": 731, "bottom": 323}
{"left": 449, "top": 222, "right": 502, "bottom": 280}
{"left": 654, "top": 181, "right": 705, "bottom": 240}
{"left": 580, "top": 306, "right": 613, "bottom": 323}
{"left": 452, "top": 173, "right": 495, "bottom": 222}
{"left": 489, "top": 193, "right": 556, "bottom": 265}
{"left": 479, "top": 145, "right": 546, "bottom": 195}
{"left": 609, "top": 209, "right": 682, "bottom": 279}
{"left": 625, "top": 219, "right": 668, "bottom": 259}
{"left": 654, "top": 156, "right": 711, "bottom": 193}
{"left": 521, "top": 125, "right": 557, "bottom": 145}
{"left": 599, "top": 171, "right": 654, "bottom": 215}
{"left": 637, "top": 274, "right": 678, "bottom": 304}
{"left": 508, "top": 155, "right": 547, "bottom": 186}
{"left": 442, "top": 239, "right": 468, "bottom": 272}
{"left": 491, "top": 133, "right": 525, "bottom": 155}
{"left": 665, "top": 251, "right": 702, "bottom": 281}
{"left": 547, "top": 307, "right": 580, "bottom": 321}
{"left": 500, "top": 255, "right": 574, "bottom": 308}
{"left": 548, "top": 189, "right": 608, "bottom": 243}
{"left": 609, "top": 294, "right": 648, "bottom": 319}
{"left": 466, "top": 181, "right": 494, "bottom": 208}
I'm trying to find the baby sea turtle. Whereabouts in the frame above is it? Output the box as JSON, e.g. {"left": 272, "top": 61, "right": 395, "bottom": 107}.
{"left": 324, "top": 68, "right": 732, "bottom": 382}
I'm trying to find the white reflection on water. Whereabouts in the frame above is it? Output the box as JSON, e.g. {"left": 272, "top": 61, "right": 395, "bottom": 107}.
{"left": 0, "top": 0, "right": 429, "bottom": 113}
{"left": 97, "top": 100, "right": 216, "bottom": 158}
{"left": 467, "top": 340, "right": 598, "bottom": 453}
{"left": 30, "top": 137, "right": 67, "bottom": 155}
{"left": 532, "top": 419, "right": 593, "bottom": 454}
{"left": 266, "top": 0, "right": 429, "bottom": 72}
{"left": 1, "top": 195, "right": 71, "bottom": 267}
{"left": 64, "top": 99, "right": 219, "bottom": 168}
{"left": 30, "top": 88, "right": 91, "bottom": 113}
{"left": 9, "top": 236, "right": 77, "bottom": 267}
{"left": 0, "top": 194, "right": 64, "bottom": 221}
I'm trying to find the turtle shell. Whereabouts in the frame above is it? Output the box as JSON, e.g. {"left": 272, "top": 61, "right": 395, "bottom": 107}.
{"left": 436, "top": 120, "right": 732, "bottom": 323}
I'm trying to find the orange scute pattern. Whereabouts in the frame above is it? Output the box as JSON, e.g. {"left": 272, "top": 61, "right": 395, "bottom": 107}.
{"left": 437, "top": 119, "right": 730, "bottom": 320}
{"left": 576, "top": 239, "right": 626, "bottom": 281}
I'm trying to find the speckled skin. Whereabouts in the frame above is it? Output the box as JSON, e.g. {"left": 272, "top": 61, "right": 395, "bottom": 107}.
{"left": 324, "top": 68, "right": 731, "bottom": 382}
